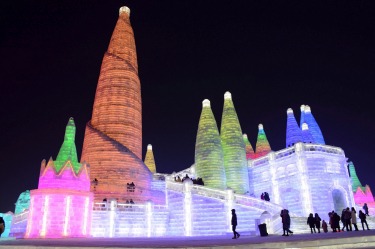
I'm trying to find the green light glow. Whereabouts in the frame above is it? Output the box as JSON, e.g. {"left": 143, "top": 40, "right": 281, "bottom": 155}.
{"left": 348, "top": 161, "right": 364, "bottom": 192}
{"left": 195, "top": 100, "right": 226, "bottom": 189}
{"left": 54, "top": 118, "right": 81, "bottom": 173}
{"left": 220, "top": 93, "right": 249, "bottom": 194}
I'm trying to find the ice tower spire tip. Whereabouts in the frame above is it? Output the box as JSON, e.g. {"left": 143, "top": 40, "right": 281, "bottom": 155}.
{"left": 243, "top": 133, "right": 248, "bottom": 139}
{"left": 258, "top": 124, "right": 264, "bottom": 130}
{"left": 224, "top": 91, "right": 232, "bottom": 100}
{"left": 304, "top": 105, "right": 311, "bottom": 113}
{"left": 302, "top": 123, "right": 309, "bottom": 130}
{"left": 119, "top": 6, "right": 130, "bottom": 16}
{"left": 287, "top": 108, "right": 293, "bottom": 114}
{"left": 147, "top": 144, "right": 152, "bottom": 150}
{"left": 202, "top": 99, "right": 211, "bottom": 107}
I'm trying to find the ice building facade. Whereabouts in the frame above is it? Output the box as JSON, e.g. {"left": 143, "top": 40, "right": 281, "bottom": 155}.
{"left": 7, "top": 6, "right": 371, "bottom": 239}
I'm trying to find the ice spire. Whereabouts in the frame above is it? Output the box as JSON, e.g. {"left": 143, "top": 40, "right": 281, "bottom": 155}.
{"left": 81, "top": 7, "right": 152, "bottom": 203}
{"left": 255, "top": 124, "right": 272, "bottom": 158}
{"left": 301, "top": 123, "right": 314, "bottom": 143}
{"left": 220, "top": 92, "right": 249, "bottom": 194}
{"left": 243, "top": 134, "right": 256, "bottom": 160}
{"left": 302, "top": 105, "right": 325, "bottom": 144}
{"left": 348, "top": 161, "right": 364, "bottom": 192}
{"left": 144, "top": 144, "right": 156, "bottom": 173}
{"left": 195, "top": 99, "right": 226, "bottom": 189}
{"left": 300, "top": 105, "right": 306, "bottom": 127}
{"left": 55, "top": 117, "right": 80, "bottom": 173}
{"left": 286, "top": 108, "right": 303, "bottom": 147}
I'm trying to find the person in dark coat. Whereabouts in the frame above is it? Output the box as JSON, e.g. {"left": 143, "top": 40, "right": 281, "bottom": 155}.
{"left": 0, "top": 216, "right": 5, "bottom": 237}
{"left": 341, "top": 209, "right": 346, "bottom": 231}
{"left": 315, "top": 213, "right": 321, "bottom": 233}
{"left": 322, "top": 220, "right": 328, "bottom": 233}
{"left": 231, "top": 209, "right": 240, "bottom": 239}
{"left": 363, "top": 203, "right": 369, "bottom": 216}
{"left": 307, "top": 213, "right": 316, "bottom": 233}
{"left": 281, "top": 209, "right": 293, "bottom": 236}
{"left": 359, "top": 210, "right": 370, "bottom": 230}
{"left": 334, "top": 212, "right": 341, "bottom": 232}
{"left": 344, "top": 207, "right": 352, "bottom": 231}
{"left": 261, "top": 193, "right": 265, "bottom": 200}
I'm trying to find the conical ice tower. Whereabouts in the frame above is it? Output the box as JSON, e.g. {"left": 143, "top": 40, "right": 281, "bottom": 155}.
{"left": 303, "top": 105, "right": 325, "bottom": 144}
{"left": 55, "top": 117, "right": 80, "bottom": 173}
{"left": 255, "top": 124, "right": 272, "bottom": 158}
{"left": 195, "top": 99, "right": 226, "bottom": 189}
{"left": 243, "top": 134, "right": 256, "bottom": 160}
{"left": 220, "top": 92, "right": 249, "bottom": 194}
{"left": 81, "top": 7, "right": 152, "bottom": 203}
{"left": 144, "top": 144, "right": 156, "bottom": 173}
{"left": 348, "top": 161, "right": 364, "bottom": 192}
{"left": 286, "top": 108, "right": 303, "bottom": 147}
{"left": 301, "top": 123, "right": 314, "bottom": 143}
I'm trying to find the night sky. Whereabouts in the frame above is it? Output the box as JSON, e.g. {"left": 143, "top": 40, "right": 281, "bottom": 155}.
{"left": 1, "top": 1, "right": 374, "bottom": 212}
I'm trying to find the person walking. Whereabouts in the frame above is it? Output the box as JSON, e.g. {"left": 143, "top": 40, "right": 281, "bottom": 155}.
{"left": 363, "top": 203, "right": 369, "bottom": 216}
{"left": 359, "top": 210, "right": 370, "bottom": 230}
{"left": 315, "top": 213, "right": 321, "bottom": 233}
{"left": 351, "top": 207, "right": 359, "bottom": 231}
{"left": 231, "top": 209, "right": 240, "bottom": 239}
{"left": 322, "top": 220, "right": 328, "bottom": 233}
{"left": 344, "top": 207, "right": 352, "bottom": 231}
{"left": 307, "top": 213, "right": 316, "bottom": 233}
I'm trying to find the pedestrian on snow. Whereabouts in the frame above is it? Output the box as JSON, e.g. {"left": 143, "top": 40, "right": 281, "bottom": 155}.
{"left": 307, "top": 213, "right": 316, "bottom": 233}
{"left": 315, "top": 213, "right": 321, "bottom": 233}
{"left": 363, "top": 203, "right": 369, "bottom": 216}
{"left": 359, "top": 210, "right": 370, "bottom": 230}
{"left": 351, "top": 207, "right": 359, "bottom": 231}
{"left": 344, "top": 207, "right": 352, "bottom": 231}
{"left": 322, "top": 220, "right": 328, "bottom": 233}
{"left": 281, "top": 209, "right": 293, "bottom": 236}
{"left": 231, "top": 209, "right": 240, "bottom": 239}
{"left": 333, "top": 212, "right": 341, "bottom": 232}
{"left": 341, "top": 209, "right": 346, "bottom": 231}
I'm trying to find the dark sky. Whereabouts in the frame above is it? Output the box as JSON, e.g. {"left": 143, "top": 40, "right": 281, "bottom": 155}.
{"left": 1, "top": 1, "right": 374, "bottom": 212}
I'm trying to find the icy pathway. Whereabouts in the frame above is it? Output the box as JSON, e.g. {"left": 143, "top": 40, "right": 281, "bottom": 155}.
{"left": 1, "top": 230, "right": 375, "bottom": 249}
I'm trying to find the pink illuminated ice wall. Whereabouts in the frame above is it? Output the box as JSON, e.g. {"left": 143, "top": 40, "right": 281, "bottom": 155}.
{"left": 25, "top": 118, "right": 93, "bottom": 238}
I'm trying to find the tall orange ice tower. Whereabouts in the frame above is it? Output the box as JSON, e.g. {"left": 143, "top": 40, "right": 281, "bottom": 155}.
{"left": 81, "top": 6, "right": 152, "bottom": 203}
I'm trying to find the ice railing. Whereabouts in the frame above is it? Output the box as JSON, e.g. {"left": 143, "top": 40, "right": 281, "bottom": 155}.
{"left": 93, "top": 202, "right": 167, "bottom": 212}
{"left": 252, "top": 143, "right": 344, "bottom": 166}
{"left": 166, "top": 181, "right": 283, "bottom": 216}
{"left": 11, "top": 210, "right": 29, "bottom": 224}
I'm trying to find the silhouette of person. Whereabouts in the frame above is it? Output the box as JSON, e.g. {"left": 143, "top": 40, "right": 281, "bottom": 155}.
{"left": 351, "top": 207, "right": 359, "bottom": 231}
{"left": 363, "top": 203, "right": 369, "bottom": 216}
{"left": 261, "top": 193, "right": 265, "bottom": 200}
{"left": 307, "top": 213, "right": 316, "bottom": 233}
{"left": 359, "top": 210, "right": 370, "bottom": 230}
{"left": 130, "top": 199, "right": 135, "bottom": 204}
{"left": 0, "top": 216, "right": 5, "bottom": 237}
{"left": 315, "top": 213, "right": 321, "bottom": 233}
{"left": 231, "top": 209, "right": 240, "bottom": 239}
{"left": 322, "top": 220, "right": 328, "bottom": 233}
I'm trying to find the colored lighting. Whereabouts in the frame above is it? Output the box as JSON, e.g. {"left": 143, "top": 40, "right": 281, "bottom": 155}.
{"left": 40, "top": 196, "right": 49, "bottom": 237}
{"left": 144, "top": 144, "right": 157, "bottom": 173}
{"left": 63, "top": 196, "right": 71, "bottom": 236}
{"left": 255, "top": 124, "right": 272, "bottom": 158}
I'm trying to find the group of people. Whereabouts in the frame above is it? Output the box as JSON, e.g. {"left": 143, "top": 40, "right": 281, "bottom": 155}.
{"left": 174, "top": 174, "right": 205, "bottom": 186}
{"left": 260, "top": 192, "right": 270, "bottom": 202}
{"left": 280, "top": 209, "right": 293, "bottom": 236}
{"left": 126, "top": 182, "right": 136, "bottom": 192}
{"left": 307, "top": 213, "right": 323, "bottom": 233}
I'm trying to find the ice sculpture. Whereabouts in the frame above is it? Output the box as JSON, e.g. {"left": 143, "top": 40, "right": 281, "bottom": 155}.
{"left": 301, "top": 123, "right": 314, "bottom": 143}
{"left": 144, "top": 144, "right": 157, "bottom": 173}
{"left": 350, "top": 162, "right": 375, "bottom": 211}
{"left": 255, "top": 124, "right": 272, "bottom": 158}
{"left": 25, "top": 118, "right": 93, "bottom": 238}
{"left": 81, "top": 6, "right": 153, "bottom": 203}
{"left": 243, "top": 134, "right": 256, "bottom": 159}
{"left": 220, "top": 92, "right": 249, "bottom": 194}
{"left": 349, "top": 161, "right": 363, "bottom": 192}
{"left": 195, "top": 99, "right": 226, "bottom": 189}
{"left": 302, "top": 105, "right": 325, "bottom": 144}
{"left": 286, "top": 108, "right": 303, "bottom": 147}
{"left": 14, "top": 190, "right": 30, "bottom": 214}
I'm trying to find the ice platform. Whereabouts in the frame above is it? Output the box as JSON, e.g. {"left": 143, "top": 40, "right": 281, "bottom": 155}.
{"left": 1, "top": 230, "right": 375, "bottom": 249}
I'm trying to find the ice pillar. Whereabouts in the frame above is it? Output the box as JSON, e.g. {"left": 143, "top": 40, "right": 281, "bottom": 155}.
{"left": 286, "top": 108, "right": 303, "bottom": 147}
{"left": 195, "top": 99, "right": 226, "bottom": 189}
{"left": 220, "top": 92, "right": 250, "bottom": 194}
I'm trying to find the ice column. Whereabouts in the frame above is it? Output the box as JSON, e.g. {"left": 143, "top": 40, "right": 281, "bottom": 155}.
{"left": 195, "top": 99, "right": 226, "bottom": 189}
{"left": 268, "top": 152, "right": 281, "bottom": 205}
{"left": 286, "top": 108, "right": 303, "bottom": 147}
{"left": 220, "top": 92, "right": 250, "bottom": 194}
{"left": 183, "top": 179, "right": 193, "bottom": 236}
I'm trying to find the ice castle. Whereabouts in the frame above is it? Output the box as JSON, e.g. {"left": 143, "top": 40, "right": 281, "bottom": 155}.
{"left": 5, "top": 6, "right": 374, "bottom": 238}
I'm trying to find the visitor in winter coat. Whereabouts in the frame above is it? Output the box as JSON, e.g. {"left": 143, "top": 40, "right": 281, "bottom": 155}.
{"left": 363, "top": 203, "right": 369, "bottom": 216}
{"left": 344, "top": 207, "right": 352, "bottom": 231}
{"left": 231, "top": 209, "right": 240, "bottom": 239}
{"left": 359, "top": 210, "right": 370, "bottom": 230}
{"left": 322, "top": 220, "right": 328, "bottom": 233}
{"left": 351, "top": 207, "right": 359, "bottom": 231}
{"left": 315, "top": 213, "right": 321, "bottom": 233}
{"left": 334, "top": 212, "right": 341, "bottom": 232}
{"left": 307, "top": 213, "right": 316, "bottom": 233}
